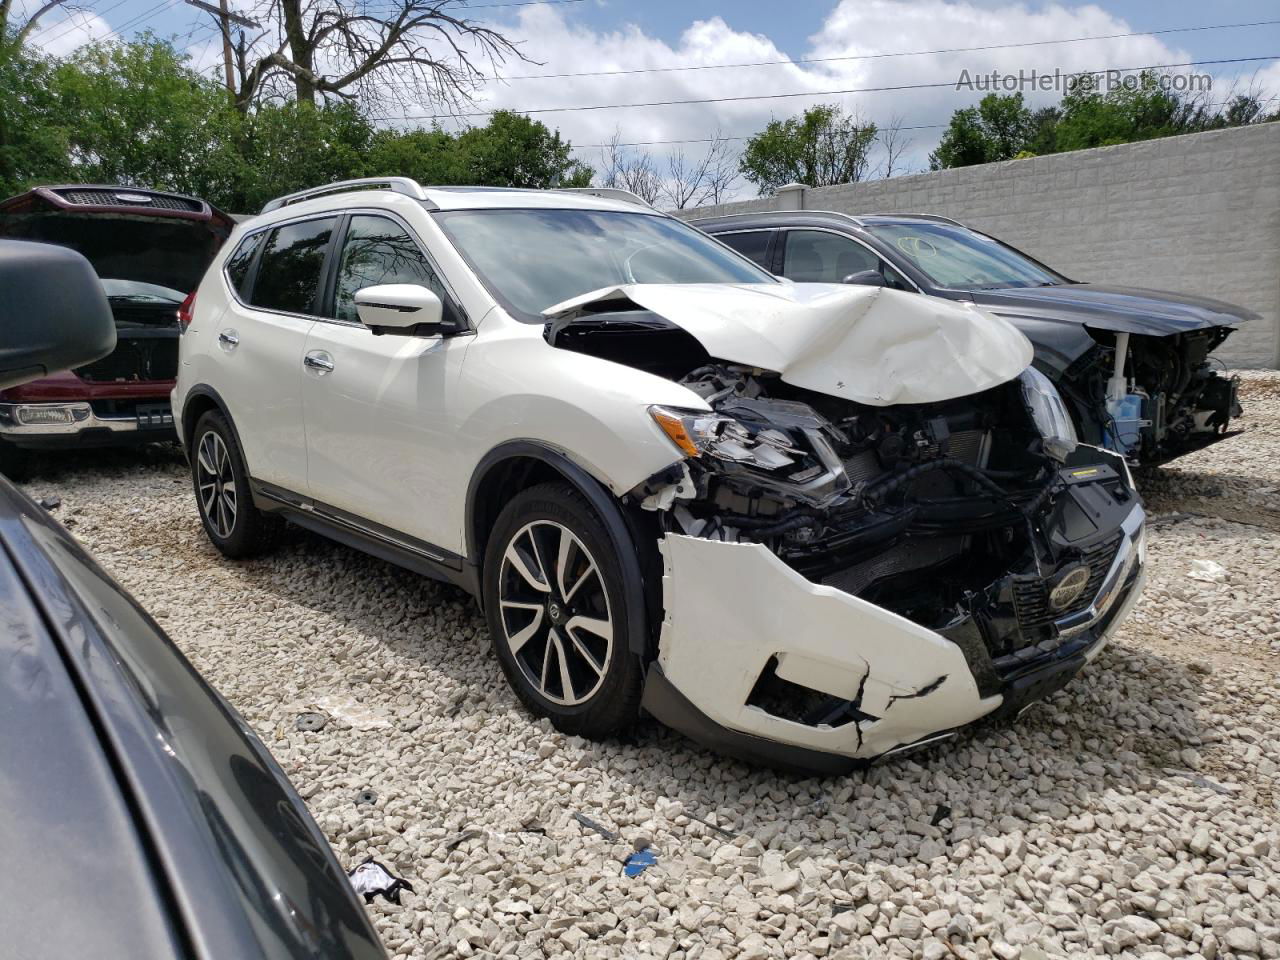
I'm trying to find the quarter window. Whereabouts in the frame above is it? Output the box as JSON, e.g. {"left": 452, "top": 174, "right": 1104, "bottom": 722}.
{"left": 249, "top": 218, "right": 336, "bottom": 315}
{"left": 224, "top": 231, "right": 264, "bottom": 298}
{"left": 716, "top": 230, "right": 773, "bottom": 270}
{"left": 331, "top": 215, "right": 456, "bottom": 324}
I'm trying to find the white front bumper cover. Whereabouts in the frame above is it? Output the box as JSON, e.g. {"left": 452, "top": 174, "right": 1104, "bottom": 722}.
{"left": 641, "top": 502, "right": 1145, "bottom": 774}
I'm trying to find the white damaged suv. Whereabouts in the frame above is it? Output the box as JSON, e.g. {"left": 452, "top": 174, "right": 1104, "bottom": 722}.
{"left": 174, "top": 178, "right": 1146, "bottom": 773}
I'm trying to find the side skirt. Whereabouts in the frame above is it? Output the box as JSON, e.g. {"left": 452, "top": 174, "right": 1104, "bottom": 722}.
{"left": 250, "top": 479, "right": 480, "bottom": 597}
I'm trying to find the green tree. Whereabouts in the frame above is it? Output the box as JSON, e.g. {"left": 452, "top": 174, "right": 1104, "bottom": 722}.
{"left": 1054, "top": 72, "right": 1195, "bottom": 151}
{"left": 929, "top": 93, "right": 1034, "bottom": 169}
{"left": 456, "top": 110, "right": 592, "bottom": 188}
{"left": 51, "top": 37, "right": 242, "bottom": 200}
{"left": 232, "top": 101, "right": 373, "bottom": 211}
{"left": 740, "top": 104, "right": 877, "bottom": 194}
{"left": 0, "top": 43, "right": 69, "bottom": 196}
{"left": 366, "top": 126, "right": 466, "bottom": 186}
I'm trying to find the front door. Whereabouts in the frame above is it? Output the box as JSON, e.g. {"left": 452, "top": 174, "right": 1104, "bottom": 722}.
{"left": 301, "top": 213, "right": 472, "bottom": 553}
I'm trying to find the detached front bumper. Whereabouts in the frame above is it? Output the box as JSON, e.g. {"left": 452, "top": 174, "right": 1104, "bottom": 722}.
{"left": 642, "top": 501, "right": 1146, "bottom": 775}
{"left": 0, "top": 401, "right": 176, "bottom": 449}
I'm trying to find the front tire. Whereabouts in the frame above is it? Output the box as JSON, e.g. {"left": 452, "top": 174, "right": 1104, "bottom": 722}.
{"left": 191, "top": 410, "right": 281, "bottom": 558}
{"left": 482, "top": 482, "right": 643, "bottom": 739}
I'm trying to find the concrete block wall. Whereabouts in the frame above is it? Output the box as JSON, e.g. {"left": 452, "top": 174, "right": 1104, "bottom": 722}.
{"left": 678, "top": 123, "right": 1280, "bottom": 367}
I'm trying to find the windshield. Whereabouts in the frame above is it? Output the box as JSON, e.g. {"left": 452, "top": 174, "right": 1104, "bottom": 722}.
{"left": 865, "top": 222, "right": 1066, "bottom": 290}
{"left": 434, "top": 208, "right": 775, "bottom": 321}
{"left": 101, "top": 279, "right": 185, "bottom": 303}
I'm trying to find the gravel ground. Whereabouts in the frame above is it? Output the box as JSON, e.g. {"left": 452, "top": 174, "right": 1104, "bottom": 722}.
{"left": 18, "top": 371, "right": 1280, "bottom": 960}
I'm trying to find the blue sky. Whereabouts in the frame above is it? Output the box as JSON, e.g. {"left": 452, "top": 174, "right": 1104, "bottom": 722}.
{"left": 21, "top": 0, "right": 1280, "bottom": 194}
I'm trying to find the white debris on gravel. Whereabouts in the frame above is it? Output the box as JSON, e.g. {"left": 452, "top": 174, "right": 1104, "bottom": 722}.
{"left": 20, "top": 371, "right": 1280, "bottom": 960}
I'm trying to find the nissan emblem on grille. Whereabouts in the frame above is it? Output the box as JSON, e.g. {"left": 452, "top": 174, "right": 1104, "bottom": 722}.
{"left": 1048, "top": 565, "right": 1091, "bottom": 612}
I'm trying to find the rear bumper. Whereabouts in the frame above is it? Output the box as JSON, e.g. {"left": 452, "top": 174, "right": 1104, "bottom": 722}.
{"left": 642, "top": 501, "right": 1146, "bottom": 774}
{"left": 0, "top": 401, "right": 175, "bottom": 448}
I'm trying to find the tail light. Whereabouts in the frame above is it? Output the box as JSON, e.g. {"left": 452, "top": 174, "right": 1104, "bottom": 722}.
{"left": 178, "top": 290, "right": 197, "bottom": 332}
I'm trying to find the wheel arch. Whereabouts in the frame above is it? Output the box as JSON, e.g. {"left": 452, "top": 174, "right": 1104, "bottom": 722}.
{"left": 180, "top": 385, "right": 247, "bottom": 465}
{"left": 466, "top": 440, "right": 657, "bottom": 658}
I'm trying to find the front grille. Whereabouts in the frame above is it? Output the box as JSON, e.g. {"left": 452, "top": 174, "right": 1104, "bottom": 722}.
{"left": 56, "top": 188, "right": 201, "bottom": 212}
{"left": 75, "top": 336, "right": 178, "bottom": 382}
{"left": 1012, "top": 533, "right": 1123, "bottom": 629}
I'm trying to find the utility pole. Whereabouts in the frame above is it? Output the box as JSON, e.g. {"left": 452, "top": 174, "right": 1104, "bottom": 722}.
{"left": 182, "top": 0, "right": 258, "bottom": 97}
{"left": 217, "top": 0, "right": 234, "bottom": 95}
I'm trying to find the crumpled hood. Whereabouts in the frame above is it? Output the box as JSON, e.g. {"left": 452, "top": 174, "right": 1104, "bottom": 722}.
{"left": 544, "top": 282, "right": 1033, "bottom": 406}
{"left": 971, "top": 283, "right": 1259, "bottom": 336}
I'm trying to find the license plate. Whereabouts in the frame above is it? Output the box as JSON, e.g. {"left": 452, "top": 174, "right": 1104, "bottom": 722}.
{"left": 136, "top": 404, "right": 173, "bottom": 429}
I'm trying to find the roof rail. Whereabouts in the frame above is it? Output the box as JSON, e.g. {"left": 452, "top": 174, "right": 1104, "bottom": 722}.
{"left": 260, "top": 177, "right": 434, "bottom": 214}
{"left": 866, "top": 212, "right": 964, "bottom": 226}
{"left": 556, "top": 186, "right": 654, "bottom": 209}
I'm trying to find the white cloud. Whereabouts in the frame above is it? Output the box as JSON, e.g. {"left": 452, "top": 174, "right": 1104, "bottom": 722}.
{"left": 446, "top": 0, "right": 1274, "bottom": 197}
{"left": 23, "top": 7, "right": 114, "bottom": 56}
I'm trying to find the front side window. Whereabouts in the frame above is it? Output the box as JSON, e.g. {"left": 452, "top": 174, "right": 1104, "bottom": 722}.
{"left": 331, "top": 215, "right": 456, "bottom": 324}
{"left": 224, "top": 231, "right": 265, "bottom": 299}
{"left": 780, "top": 230, "right": 912, "bottom": 291}
{"left": 249, "top": 218, "right": 335, "bottom": 314}
{"left": 434, "top": 208, "right": 775, "bottom": 322}
{"left": 715, "top": 230, "right": 773, "bottom": 270}
{"left": 864, "top": 222, "right": 1065, "bottom": 290}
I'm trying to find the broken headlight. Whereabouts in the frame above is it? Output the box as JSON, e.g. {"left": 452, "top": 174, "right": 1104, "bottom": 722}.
{"left": 649, "top": 405, "right": 801, "bottom": 470}
{"left": 1019, "top": 366, "right": 1078, "bottom": 462}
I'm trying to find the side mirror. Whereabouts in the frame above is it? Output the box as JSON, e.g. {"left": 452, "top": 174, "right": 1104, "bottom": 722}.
{"left": 0, "top": 240, "right": 116, "bottom": 391}
{"left": 354, "top": 284, "right": 449, "bottom": 336}
{"left": 842, "top": 269, "right": 886, "bottom": 287}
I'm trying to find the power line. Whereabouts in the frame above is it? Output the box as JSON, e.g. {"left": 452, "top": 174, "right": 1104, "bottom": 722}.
{"left": 500, "top": 18, "right": 1280, "bottom": 81}
{"left": 569, "top": 94, "right": 1280, "bottom": 150}
{"left": 33, "top": 0, "right": 174, "bottom": 47}
{"left": 372, "top": 55, "right": 1280, "bottom": 121}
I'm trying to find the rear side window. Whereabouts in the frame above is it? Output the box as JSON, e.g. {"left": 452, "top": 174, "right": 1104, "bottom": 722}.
{"left": 716, "top": 230, "right": 773, "bottom": 270}
{"left": 224, "top": 231, "right": 264, "bottom": 298}
{"left": 249, "top": 218, "right": 336, "bottom": 314}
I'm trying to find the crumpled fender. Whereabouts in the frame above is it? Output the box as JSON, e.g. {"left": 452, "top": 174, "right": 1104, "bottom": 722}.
{"left": 544, "top": 283, "right": 1032, "bottom": 406}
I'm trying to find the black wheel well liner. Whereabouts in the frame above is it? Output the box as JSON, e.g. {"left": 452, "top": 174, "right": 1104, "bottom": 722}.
{"left": 466, "top": 440, "right": 660, "bottom": 657}
{"left": 179, "top": 385, "right": 246, "bottom": 462}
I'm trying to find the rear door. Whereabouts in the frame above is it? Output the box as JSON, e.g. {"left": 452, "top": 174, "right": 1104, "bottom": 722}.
{"left": 301, "top": 211, "right": 472, "bottom": 552}
{"left": 214, "top": 216, "right": 337, "bottom": 494}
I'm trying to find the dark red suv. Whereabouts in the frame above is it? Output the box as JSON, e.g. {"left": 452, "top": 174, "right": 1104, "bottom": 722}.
{"left": 0, "top": 185, "right": 235, "bottom": 476}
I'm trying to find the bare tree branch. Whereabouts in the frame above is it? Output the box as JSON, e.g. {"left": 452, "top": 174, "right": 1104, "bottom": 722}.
{"left": 877, "top": 114, "right": 912, "bottom": 179}
{"left": 230, "top": 0, "right": 528, "bottom": 114}
{"left": 597, "top": 128, "right": 662, "bottom": 205}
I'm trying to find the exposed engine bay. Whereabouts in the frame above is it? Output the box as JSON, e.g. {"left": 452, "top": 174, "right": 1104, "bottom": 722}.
{"left": 546, "top": 295, "right": 1146, "bottom": 767}
{"left": 1063, "top": 327, "right": 1241, "bottom": 465}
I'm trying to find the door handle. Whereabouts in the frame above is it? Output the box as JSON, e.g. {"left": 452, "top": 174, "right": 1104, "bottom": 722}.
{"left": 303, "top": 351, "right": 335, "bottom": 374}
{"left": 218, "top": 329, "right": 240, "bottom": 350}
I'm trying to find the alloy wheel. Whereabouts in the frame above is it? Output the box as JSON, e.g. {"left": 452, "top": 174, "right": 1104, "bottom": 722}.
{"left": 196, "top": 430, "right": 237, "bottom": 539}
{"left": 497, "top": 520, "right": 614, "bottom": 706}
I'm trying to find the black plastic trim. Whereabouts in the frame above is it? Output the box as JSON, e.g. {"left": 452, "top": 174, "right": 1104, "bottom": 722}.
{"left": 465, "top": 439, "right": 651, "bottom": 655}
{"left": 641, "top": 663, "right": 862, "bottom": 777}
{"left": 250, "top": 479, "right": 479, "bottom": 595}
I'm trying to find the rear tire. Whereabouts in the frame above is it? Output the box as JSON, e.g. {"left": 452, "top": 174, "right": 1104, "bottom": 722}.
{"left": 0, "top": 440, "right": 31, "bottom": 481}
{"left": 482, "top": 482, "right": 643, "bottom": 739}
{"left": 191, "top": 410, "right": 281, "bottom": 558}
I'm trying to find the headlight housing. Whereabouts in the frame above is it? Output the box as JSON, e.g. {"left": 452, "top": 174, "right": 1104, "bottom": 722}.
{"left": 1019, "top": 366, "right": 1078, "bottom": 461}
{"left": 649, "top": 405, "right": 801, "bottom": 470}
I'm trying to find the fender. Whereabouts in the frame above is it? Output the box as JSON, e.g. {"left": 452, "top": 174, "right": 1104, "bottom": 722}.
{"left": 466, "top": 439, "right": 653, "bottom": 658}
{"left": 178, "top": 384, "right": 246, "bottom": 461}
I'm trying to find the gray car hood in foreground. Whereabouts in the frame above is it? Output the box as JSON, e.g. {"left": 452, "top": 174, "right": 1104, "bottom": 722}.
{"left": 970, "top": 282, "right": 1259, "bottom": 336}
{"left": 544, "top": 283, "right": 1033, "bottom": 406}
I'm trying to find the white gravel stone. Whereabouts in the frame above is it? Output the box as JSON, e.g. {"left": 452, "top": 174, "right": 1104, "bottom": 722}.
{"left": 20, "top": 371, "right": 1280, "bottom": 959}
